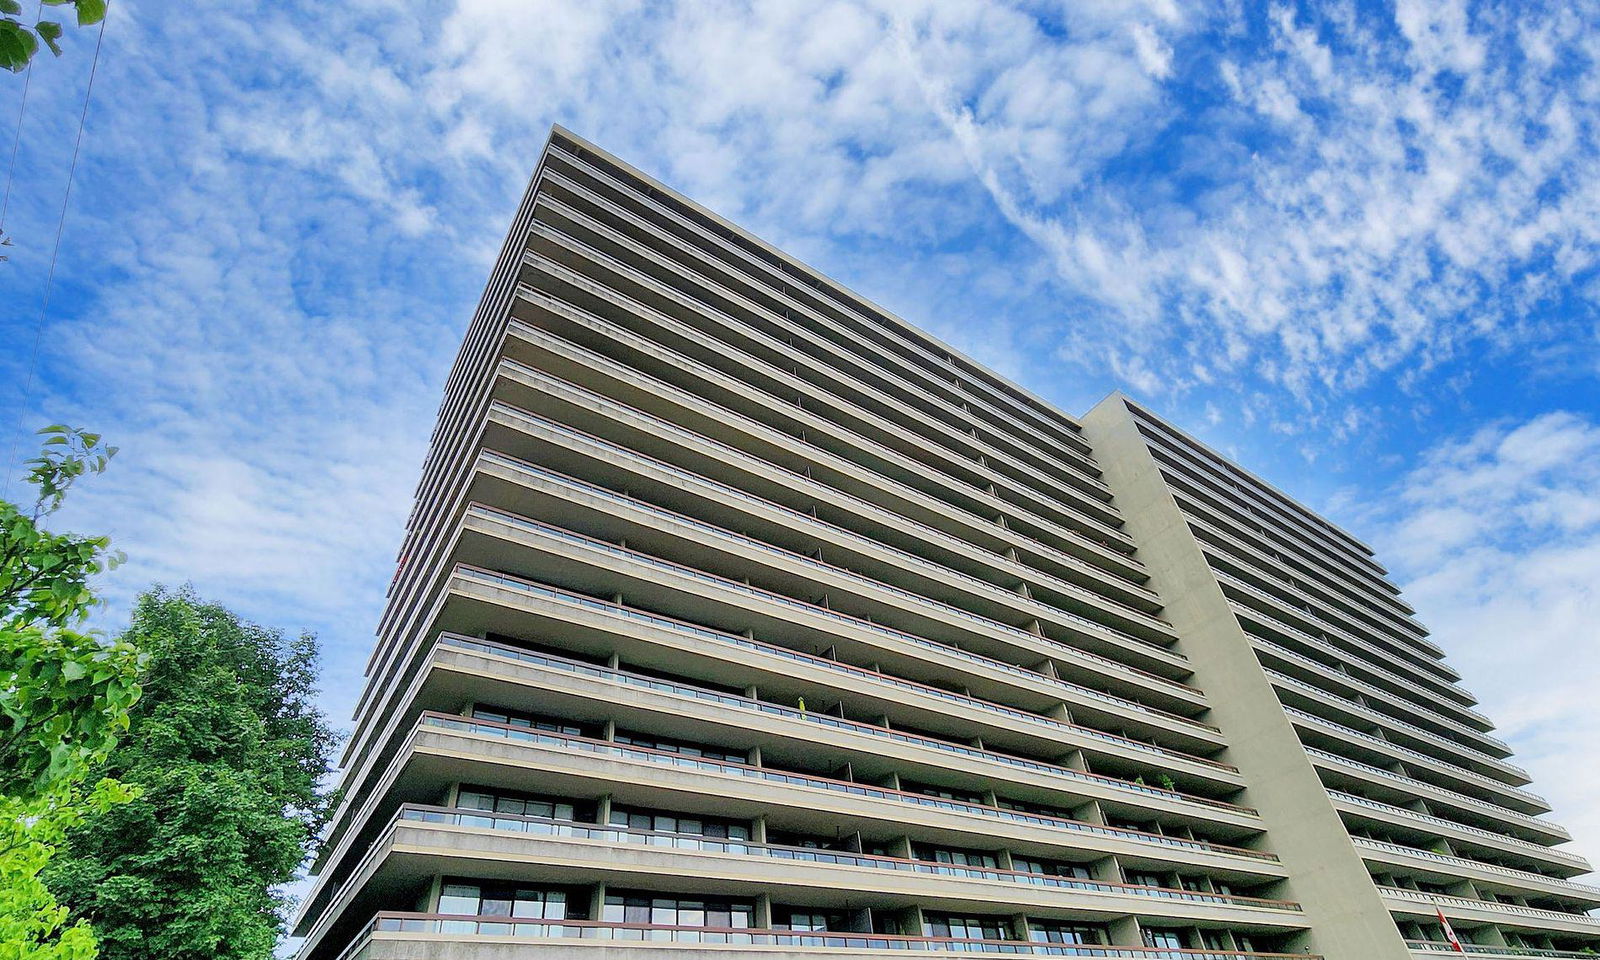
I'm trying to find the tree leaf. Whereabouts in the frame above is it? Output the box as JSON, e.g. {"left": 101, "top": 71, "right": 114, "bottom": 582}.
{"left": 73, "top": 0, "right": 103, "bottom": 25}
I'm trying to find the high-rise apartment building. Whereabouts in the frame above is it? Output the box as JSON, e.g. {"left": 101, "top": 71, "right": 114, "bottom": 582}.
{"left": 291, "top": 127, "right": 1600, "bottom": 960}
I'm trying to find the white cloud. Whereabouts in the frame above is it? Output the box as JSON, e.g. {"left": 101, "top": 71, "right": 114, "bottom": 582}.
{"left": 1359, "top": 412, "right": 1600, "bottom": 868}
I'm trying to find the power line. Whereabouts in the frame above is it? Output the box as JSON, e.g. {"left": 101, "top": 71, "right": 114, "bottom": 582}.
{"left": 0, "top": 1, "right": 45, "bottom": 237}
{"left": 2, "top": 9, "right": 110, "bottom": 502}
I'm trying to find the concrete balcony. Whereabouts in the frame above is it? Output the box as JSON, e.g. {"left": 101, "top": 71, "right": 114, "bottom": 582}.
{"left": 439, "top": 559, "right": 1224, "bottom": 759}
{"left": 485, "top": 343, "right": 1150, "bottom": 613}
{"left": 1231, "top": 602, "right": 1492, "bottom": 732}
{"left": 471, "top": 402, "right": 1169, "bottom": 658}
{"left": 298, "top": 806, "right": 1306, "bottom": 960}
{"left": 1380, "top": 886, "right": 1600, "bottom": 939}
{"left": 418, "top": 627, "right": 1252, "bottom": 820}
{"left": 331, "top": 916, "right": 1324, "bottom": 960}
{"left": 1305, "top": 749, "right": 1569, "bottom": 847}
{"left": 1328, "top": 792, "right": 1589, "bottom": 876}
{"left": 1216, "top": 571, "right": 1464, "bottom": 694}
{"left": 1252, "top": 639, "right": 1508, "bottom": 759}
{"left": 453, "top": 496, "right": 1205, "bottom": 714}
{"left": 1407, "top": 942, "right": 1600, "bottom": 958}
{"left": 518, "top": 221, "right": 1135, "bottom": 553}
{"left": 1265, "top": 670, "right": 1521, "bottom": 776}
{"left": 527, "top": 184, "right": 1118, "bottom": 525}
{"left": 1181, "top": 510, "right": 1425, "bottom": 652}
{"left": 1286, "top": 710, "right": 1541, "bottom": 810}
{"left": 1352, "top": 837, "right": 1600, "bottom": 907}
{"left": 542, "top": 144, "right": 1104, "bottom": 477}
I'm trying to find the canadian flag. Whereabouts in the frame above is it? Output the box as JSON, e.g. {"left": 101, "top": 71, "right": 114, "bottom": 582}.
{"left": 1436, "top": 906, "right": 1465, "bottom": 952}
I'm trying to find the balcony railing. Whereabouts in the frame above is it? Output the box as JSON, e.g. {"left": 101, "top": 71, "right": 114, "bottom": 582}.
{"left": 363, "top": 913, "right": 1319, "bottom": 957}
{"left": 1379, "top": 887, "right": 1600, "bottom": 928}
{"left": 1406, "top": 941, "right": 1600, "bottom": 957}
{"left": 1303, "top": 749, "right": 1565, "bottom": 839}
{"left": 1350, "top": 837, "right": 1600, "bottom": 899}
{"left": 397, "top": 804, "right": 1299, "bottom": 911}
{"left": 416, "top": 712, "right": 1278, "bottom": 862}
{"left": 461, "top": 495, "right": 1202, "bottom": 701}
{"left": 436, "top": 631, "right": 1246, "bottom": 800}
{"left": 1328, "top": 791, "right": 1587, "bottom": 867}
{"left": 1252, "top": 638, "right": 1507, "bottom": 753}
{"left": 1216, "top": 572, "right": 1462, "bottom": 693}
{"left": 1231, "top": 602, "right": 1491, "bottom": 728}
{"left": 473, "top": 441, "right": 1164, "bottom": 646}
{"left": 1264, "top": 670, "right": 1515, "bottom": 770}
{"left": 450, "top": 562, "right": 1221, "bottom": 746}
{"left": 1285, "top": 709, "right": 1540, "bottom": 803}
{"left": 545, "top": 153, "right": 1112, "bottom": 485}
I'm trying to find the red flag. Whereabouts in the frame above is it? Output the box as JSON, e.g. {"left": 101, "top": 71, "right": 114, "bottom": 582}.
{"left": 1436, "top": 907, "right": 1464, "bottom": 952}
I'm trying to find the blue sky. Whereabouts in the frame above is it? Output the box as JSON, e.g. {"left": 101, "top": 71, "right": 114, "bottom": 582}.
{"left": 4, "top": 0, "right": 1600, "bottom": 872}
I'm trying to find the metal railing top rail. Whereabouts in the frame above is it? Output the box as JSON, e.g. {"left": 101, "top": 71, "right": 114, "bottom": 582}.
{"left": 395, "top": 803, "right": 1298, "bottom": 910}
{"left": 414, "top": 712, "right": 1279, "bottom": 862}
{"left": 365, "top": 911, "right": 1321, "bottom": 957}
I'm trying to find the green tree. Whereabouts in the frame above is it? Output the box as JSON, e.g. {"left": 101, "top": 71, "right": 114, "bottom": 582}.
{"left": 47, "top": 588, "right": 341, "bottom": 960}
{"left": 0, "top": 0, "right": 105, "bottom": 73}
{"left": 1, "top": 425, "right": 142, "bottom": 960}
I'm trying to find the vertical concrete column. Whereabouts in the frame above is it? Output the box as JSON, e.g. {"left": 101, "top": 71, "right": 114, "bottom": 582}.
{"left": 1081, "top": 394, "right": 1409, "bottom": 960}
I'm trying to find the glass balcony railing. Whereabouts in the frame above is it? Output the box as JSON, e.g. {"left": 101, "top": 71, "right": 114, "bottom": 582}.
{"left": 436, "top": 627, "right": 1250, "bottom": 814}
{"left": 363, "top": 912, "right": 1318, "bottom": 957}
{"left": 415, "top": 712, "right": 1278, "bottom": 862}
{"left": 396, "top": 804, "right": 1299, "bottom": 911}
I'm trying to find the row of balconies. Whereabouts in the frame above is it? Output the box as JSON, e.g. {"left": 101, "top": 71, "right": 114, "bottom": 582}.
{"left": 1251, "top": 638, "right": 1507, "bottom": 759}
{"left": 1327, "top": 791, "right": 1588, "bottom": 875}
{"left": 1176, "top": 505, "right": 1423, "bottom": 654}
{"left": 492, "top": 323, "right": 1147, "bottom": 599}
{"left": 531, "top": 164, "right": 1120, "bottom": 508}
{"left": 542, "top": 137, "right": 1101, "bottom": 472}
{"left": 459, "top": 457, "right": 1201, "bottom": 709}
{"left": 1214, "top": 569, "right": 1462, "bottom": 694}
{"left": 1123, "top": 408, "right": 1388, "bottom": 584}
{"left": 1304, "top": 748, "right": 1568, "bottom": 846}
{"left": 1200, "top": 544, "right": 1447, "bottom": 681}
{"left": 1286, "top": 709, "right": 1541, "bottom": 808}
{"left": 469, "top": 418, "right": 1174, "bottom": 673}
{"left": 1352, "top": 836, "right": 1600, "bottom": 906}
{"left": 1264, "top": 670, "right": 1519, "bottom": 776}
{"left": 519, "top": 196, "right": 1129, "bottom": 546}
{"left": 1230, "top": 601, "right": 1489, "bottom": 731}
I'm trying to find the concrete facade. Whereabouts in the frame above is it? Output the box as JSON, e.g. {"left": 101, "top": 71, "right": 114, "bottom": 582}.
{"left": 292, "top": 128, "right": 1599, "bottom": 960}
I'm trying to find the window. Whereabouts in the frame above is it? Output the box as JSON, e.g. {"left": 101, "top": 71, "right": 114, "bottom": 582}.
{"left": 469, "top": 706, "right": 594, "bottom": 738}
{"left": 774, "top": 909, "right": 848, "bottom": 932}
{"left": 609, "top": 804, "right": 750, "bottom": 840}
{"left": 767, "top": 829, "right": 846, "bottom": 850}
{"left": 1012, "top": 857, "right": 1092, "bottom": 880}
{"left": 1029, "top": 922, "right": 1105, "bottom": 944}
{"left": 923, "top": 912, "right": 1010, "bottom": 941}
{"left": 1143, "top": 928, "right": 1185, "bottom": 948}
{"left": 603, "top": 892, "right": 754, "bottom": 928}
{"left": 901, "top": 780, "right": 984, "bottom": 804}
{"left": 437, "top": 880, "right": 582, "bottom": 920}
{"left": 612, "top": 729, "right": 746, "bottom": 763}
{"left": 456, "top": 787, "right": 577, "bottom": 822}
{"left": 914, "top": 844, "right": 998, "bottom": 869}
{"left": 1127, "top": 872, "right": 1167, "bottom": 888}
